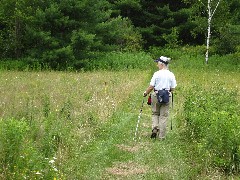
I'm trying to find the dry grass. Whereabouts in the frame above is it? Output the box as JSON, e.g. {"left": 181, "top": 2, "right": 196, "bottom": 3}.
{"left": 0, "top": 70, "right": 149, "bottom": 146}
{"left": 0, "top": 70, "right": 146, "bottom": 121}
{"left": 105, "top": 161, "right": 148, "bottom": 177}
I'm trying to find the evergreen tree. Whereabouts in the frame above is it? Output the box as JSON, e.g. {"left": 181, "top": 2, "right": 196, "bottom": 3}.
{"left": 110, "top": 0, "right": 193, "bottom": 48}
{"left": 0, "top": 0, "right": 143, "bottom": 69}
{"left": 1, "top": 0, "right": 239, "bottom": 68}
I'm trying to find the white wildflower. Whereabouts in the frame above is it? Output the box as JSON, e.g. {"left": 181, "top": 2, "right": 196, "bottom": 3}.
{"left": 49, "top": 159, "right": 55, "bottom": 164}
{"left": 36, "top": 171, "right": 41, "bottom": 175}
{"left": 53, "top": 167, "right": 58, "bottom": 172}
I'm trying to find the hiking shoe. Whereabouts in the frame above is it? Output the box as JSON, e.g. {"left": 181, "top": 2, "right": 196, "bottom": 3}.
{"left": 150, "top": 128, "right": 158, "bottom": 139}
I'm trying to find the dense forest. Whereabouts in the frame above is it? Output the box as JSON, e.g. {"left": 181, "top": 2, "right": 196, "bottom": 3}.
{"left": 0, "top": 0, "right": 239, "bottom": 69}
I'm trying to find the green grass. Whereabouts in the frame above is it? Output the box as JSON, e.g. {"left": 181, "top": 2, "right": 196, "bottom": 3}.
{"left": 0, "top": 50, "right": 240, "bottom": 179}
{"left": 0, "top": 69, "right": 150, "bottom": 179}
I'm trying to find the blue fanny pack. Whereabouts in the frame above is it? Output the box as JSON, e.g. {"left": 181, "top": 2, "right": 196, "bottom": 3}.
{"left": 157, "top": 89, "right": 169, "bottom": 104}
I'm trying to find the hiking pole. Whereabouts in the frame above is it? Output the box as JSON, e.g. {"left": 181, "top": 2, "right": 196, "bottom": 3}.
{"left": 133, "top": 98, "right": 145, "bottom": 142}
{"left": 171, "top": 92, "right": 174, "bottom": 130}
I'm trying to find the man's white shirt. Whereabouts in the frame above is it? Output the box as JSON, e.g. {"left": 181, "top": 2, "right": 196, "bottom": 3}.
{"left": 150, "top": 69, "right": 177, "bottom": 91}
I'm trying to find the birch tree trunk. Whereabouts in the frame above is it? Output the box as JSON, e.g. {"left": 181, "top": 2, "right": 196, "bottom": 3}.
{"left": 205, "top": 0, "right": 221, "bottom": 64}
{"left": 205, "top": 0, "right": 211, "bottom": 64}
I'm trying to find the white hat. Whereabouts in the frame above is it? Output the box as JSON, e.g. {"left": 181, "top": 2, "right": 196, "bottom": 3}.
{"left": 154, "top": 56, "right": 171, "bottom": 64}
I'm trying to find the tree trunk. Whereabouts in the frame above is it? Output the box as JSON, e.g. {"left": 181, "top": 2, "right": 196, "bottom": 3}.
{"left": 205, "top": 0, "right": 221, "bottom": 64}
{"left": 205, "top": 0, "right": 211, "bottom": 64}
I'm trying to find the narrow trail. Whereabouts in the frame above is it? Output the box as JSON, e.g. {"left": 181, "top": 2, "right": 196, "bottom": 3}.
{"left": 78, "top": 85, "right": 193, "bottom": 179}
{"left": 77, "top": 68, "right": 240, "bottom": 179}
{"left": 99, "top": 94, "right": 192, "bottom": 180}
{"left": 98, "top": 69, "right": 240, "bottom": 180}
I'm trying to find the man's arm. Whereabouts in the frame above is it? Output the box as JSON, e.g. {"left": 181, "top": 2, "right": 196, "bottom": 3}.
{"left": 143, "top": 85, "right": 154, "bottom": 97}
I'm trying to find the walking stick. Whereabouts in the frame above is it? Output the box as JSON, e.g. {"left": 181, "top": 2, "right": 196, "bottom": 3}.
{"left": 133, "top": 98, "right": 144, "bottom": 142}
{"left": 171, "top": 92, "right": 173, "bottom": 130}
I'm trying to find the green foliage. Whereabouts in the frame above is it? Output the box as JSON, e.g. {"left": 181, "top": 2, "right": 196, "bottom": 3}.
{"left": 71, "top": 30, "right": 95, "bottom": 59}
{"left": 96, "top": 16, "right": 143, "bottom": 51}
{"left": 0, "top": 118, "right": 28, "bottom": 170}
{"left": 73, "top": 51, "right": 153, "bottom": 71}
{"left": 0, "top": 69, "right": 149, "bottom": 179}
{"left": 162, "top": 27, "right": 181, "bottom": 48}
{"left": 41, "top": 46, "right": 75, "bottom": 70}
{"left": 0, "top": 58, "right": 51, "bottom": 71}
{"left": 0, "top": 0, "right": 145, "bottom": 69}
{"left": 0, "top": 51, "right": 153, "bottom": 71}
{"left": 0, "top": 108, "right": 74, "bottom": 178}
{"left": 213, "top": 25, "right": 240, "bottom": 55}
{"left": 1, "top": 0, "right": 240, "bottom": 69}
{"left": 148, "top": 45, "right": 205, "bottom": 62}
{"left": 183, "top": 85, "right": 240, "bottom": 173}
{"left": 0, "top": 118, "right": 58, "bottom": 179}
{"left": 148, "top": 46, "right": 240, "bottom": 72}
{"left": 119, "top": 1, "right": 202, "bottom": 47}
{"left": 209, "top": 53, "right": 240, "bottom": 70}
{"left": 229, "top": 0, "right": 240, "bottom": 23}
{"left": 0, "top": 59, "right": 29, "bottom": 71}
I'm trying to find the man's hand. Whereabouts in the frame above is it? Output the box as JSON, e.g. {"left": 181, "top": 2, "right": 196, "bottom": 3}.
{"left": 143, "top": 91, "right": 148, "bottom": 97}
{"left": 144, "top": 86, "right": 154, "bottom": 97}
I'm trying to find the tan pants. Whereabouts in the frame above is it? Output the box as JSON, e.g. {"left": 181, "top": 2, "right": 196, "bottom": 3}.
{"left": 151, "top": 92, "right": 170, "bottom": 139}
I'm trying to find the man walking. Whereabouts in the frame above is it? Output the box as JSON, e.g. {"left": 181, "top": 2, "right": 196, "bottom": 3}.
{"left": 143, "top": 56, "right": 177, "bottom": 140}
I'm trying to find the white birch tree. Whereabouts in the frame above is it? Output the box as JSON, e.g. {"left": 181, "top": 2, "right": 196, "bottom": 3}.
{"left": 183, "top": 0, "right": 224, "bottom": 63}
{"left": 204, "top": 0, "right": 221, "bottom": 64}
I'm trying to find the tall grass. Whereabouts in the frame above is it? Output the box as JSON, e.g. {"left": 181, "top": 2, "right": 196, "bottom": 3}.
{"left": 75, "top": 51, "right": 153, "bottom": 71}
{"left": 183, "top": 85, "right": 240, "bottom": 173}
{"left": 0, "top": 70, "right": 150, "bottom": 179}
{"left": 0, "top": 51, "right": 154, "bottom": 71}
{"left": 172, "top": 56, "right": 240, "bottom": 175}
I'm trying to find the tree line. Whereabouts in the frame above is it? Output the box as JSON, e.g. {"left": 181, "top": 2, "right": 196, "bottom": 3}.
{"left": 0, "top": 0, "right": 239, "bottom": 69}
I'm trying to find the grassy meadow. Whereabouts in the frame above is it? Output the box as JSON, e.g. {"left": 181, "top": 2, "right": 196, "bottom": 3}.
{"left": 0, "top": 49, "right": 240, "bottom": 179}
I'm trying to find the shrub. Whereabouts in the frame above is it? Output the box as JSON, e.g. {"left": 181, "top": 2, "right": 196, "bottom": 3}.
{"left": 96, "top": 16, "right": 143, "bottom": 51}
{"left": 74, "top": 51, "right": 153, "bottom": 71}
{"left": 183, "top": 84, "right": 240, "bottom": 173}
{"left": 0, "top": 118, "right": 29, "bottom": 171}
{"left": 209, "top": 53, "right": 240, "bottom": 71}
{"left": 213, "top": 25, "right": 240, "bottom": 55}
{"left": 0, "top": 118, "right": 62, "bottom": 179}
{"left": 41, "top": 46, "right": 75, "bottom": 70}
